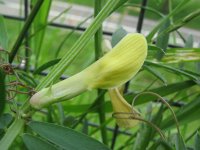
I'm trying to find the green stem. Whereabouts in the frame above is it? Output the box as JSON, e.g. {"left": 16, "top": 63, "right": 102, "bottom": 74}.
{"left": 146, "top": 0, "right": 189, "bottom": 42}
{"left": 0, "top": 117, "right": 24, "bottom": 150}
{"left": 9, "top": 0, "right": 44, "bottom": 63}
{"left": 94, "top": 0, "right": 108, "bottom": 145}
{"left": 94, "top": 0, "right": 103, "bottom": 60}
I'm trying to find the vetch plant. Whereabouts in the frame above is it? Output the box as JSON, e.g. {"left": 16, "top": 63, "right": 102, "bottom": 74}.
{"left": 1, "top": 0, "right": 200, "bottom": 149}
{"left": 30, "top": 33, "right": 147, "bottom": 109}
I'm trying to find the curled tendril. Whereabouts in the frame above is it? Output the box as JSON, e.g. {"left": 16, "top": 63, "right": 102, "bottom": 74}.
{"left": 132, "top": 91, "right": 181, "bottom": 135}
{"left": 0, "top": 64, "right": 14, "bottom": 75}
{"left": 112, "top": 112, "right": 166, "bottom": 141}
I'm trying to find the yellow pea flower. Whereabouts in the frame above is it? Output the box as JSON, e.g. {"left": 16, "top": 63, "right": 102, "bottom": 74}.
{"left": 109, "top": 88, "right": 140, "bottom": 128}
{"left": 30, "top": 33, "right": 147, "bottom": 109}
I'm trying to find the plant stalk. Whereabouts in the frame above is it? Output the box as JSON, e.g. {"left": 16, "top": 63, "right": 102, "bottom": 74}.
{"left": 94, "top": 0, "right": 108, "bottom": 145}
{"left": 9, "top": 0, "right": 44, "bottom": 63}
{"left": 0, "top": 117, "right": 24, "bottom": 150}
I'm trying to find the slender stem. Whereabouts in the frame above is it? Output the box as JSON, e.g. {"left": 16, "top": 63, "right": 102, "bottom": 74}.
{"left": 110, "top": 125, "right": 119, "bottom": 149}
{"left": 132, "top": 92, "right": 181, "bottom": 135}
{"left": 0, "top": 117, "right": 24, "bottom": 150}
{"left": 113, "top": 113, "right": 166, "bottom": 140}
{"left": 94, "top": 0, "right": 103, "bottom": 60}
{"left": 72, "top": 90, "right": 106, "bottom": 128}
{"left": 9, "top": 0, "right": 44, "bottom": 63}
{"left": 146, "top": 0, "right": 189, "bottom": 42}
{"left": 136, "top": 0, "right": 148, "bottom": 33}
{"left": 24, "top": 0, "right": 29, "bottom": 71}
{"left": 94, "top": 0, "right": 108, "bottom": 145}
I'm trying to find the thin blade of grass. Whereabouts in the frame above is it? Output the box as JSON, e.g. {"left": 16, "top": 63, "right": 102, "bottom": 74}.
{"left": 31, "top": 0, "right": 52, "bottom": 67}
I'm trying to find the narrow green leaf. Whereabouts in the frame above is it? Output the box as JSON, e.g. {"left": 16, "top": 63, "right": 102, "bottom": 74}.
{"left": 156, "top": 19, "right": 170, "bottom": 60}
{"left": 34, "top": 59, "right": 60, "bottom": 74}
{"left": 31, "top": 0, "right": 52, "bottom": 65}
{"left": 112, "top": 0, "right": 129, "bottom": 13}
{"left": 149, "top": 140, "right": 174, "bottom": 150}
{"left": 22, "top": 134, "right": 58, "bottom": 150}
{"left": 28, "top": 121, "right": 110, "bottom": 150}
{"left": 28, "top": 6, "right": 72, "bottom": 44}
{"left": 194, "top": 132, "right": 200, "bottom": 150}
{"left": 126, "top": 80, "right": 196, "bottom": 105}
{"left": 145, "top": 61, "right": 200, "bottom": 83}
{"left": 0, "top": 69, "right": 6, "bottom": 116}
{"left": 185, "top": 35, "right": 193, "bottom": 48}
{"left": 0, "top": 16, "right": 8, "bottom": 50}
{"left": 146, "top": 0, "right": 190, "bottom": 42}
{"left": 55, "top": 15, "right": 92, "bottom": 58}
{"left": 17, "top": 71, "right": 37, "bottom": 87}
{"left": 111, "top": 27, "right": 127, "bottom": 47}
{"left": 0, "top": 114, "right": 13, "bottom": 129}
{"left": 0, "top": 118, "right": 24, "bottom": 150}
{"left": 133, "top": 106, "right": 164, "bottom": 150}
{"left": 163, "top": 10, "right": 200, "bottom": 34}
{"left": 174, "top": 133, "right": 186, "bottom": 150}
{"left": 162, "top": 96, "right": 200, "bottom": 129}
{"left": 148, "top": 45, "right": 165, "bottom": 54}
{"left": 143, "top": 65, "right": 167, "bottom": 85}
{"left": 9, "top": 0, "right": 44, "bottom": 63}
{"left": 124, "top": 3, "right": 164, "bottom": 18}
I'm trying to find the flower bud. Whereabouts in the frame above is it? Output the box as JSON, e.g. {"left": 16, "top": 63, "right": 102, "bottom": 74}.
{"left": 30, "top": 33, "right": 147, "bottom": 109}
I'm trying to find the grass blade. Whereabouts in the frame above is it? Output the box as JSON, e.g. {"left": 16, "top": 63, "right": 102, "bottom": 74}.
{"left": 0, "top": 69, "right": 6, "bottom": 116}
{"left": 31, "top": 0, "right": 52, "bottom": 67}
{"left": 0, "top": 16, "right": 8, "bottom": 50}
{"left": 9, "top": 0, "right": 44, "bottom": 63}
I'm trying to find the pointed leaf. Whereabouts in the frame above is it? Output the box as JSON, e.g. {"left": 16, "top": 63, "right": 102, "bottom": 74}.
{"left": 28, "top": 121, "right": 110, "bottom": 150}
{"left": 126, "top": 80, "right": 196, "bottom": 105}
{"left": 0, "top": 114, "right": 13, "bottom": 129}
{"left": 34, "top": 59, "right": 60, "bottom": 74}
{"left": 174, "top": 133, "right": 186, "bottom": 150}
{"left": 111, "top": 27, "right": 127, "bottom": 47}
{"left": 23, "top": 134, "right": 58, "bottom": 150}
{"left": 156, "top": 19, "right": 170, "bottom": 60}
{"left": 143, "top": 65, "right": 167, "bottom": 85}
{"left": 162, "top": 96, "right": 200, "bottom": 129}
{"left": 0, "top": 69, "right": 6, "bottom": 116}
{"left": 194, "top": 132, "right": 200, "bottom": 150}
{"left": 0, "top": 16, "right": 8, "bottom": 50}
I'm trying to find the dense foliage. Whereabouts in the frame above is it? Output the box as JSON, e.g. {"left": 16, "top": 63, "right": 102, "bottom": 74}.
{"left": 0, "top": 0, "right": 200, "bottom": 150}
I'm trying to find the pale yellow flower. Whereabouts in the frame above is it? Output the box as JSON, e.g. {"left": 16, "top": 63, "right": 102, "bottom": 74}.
{"left": 109, "top": 88, "right": 140, "bottom": 128}
{"left": 30, "top": 33, "right": 147, "bottom": 109}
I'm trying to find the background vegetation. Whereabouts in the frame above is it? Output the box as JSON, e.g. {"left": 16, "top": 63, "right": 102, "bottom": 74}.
{"left": 0, "top": 0, "right": 200, "bottom": 150}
